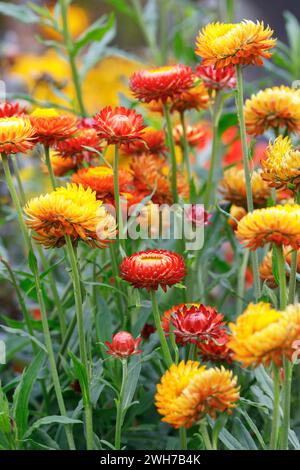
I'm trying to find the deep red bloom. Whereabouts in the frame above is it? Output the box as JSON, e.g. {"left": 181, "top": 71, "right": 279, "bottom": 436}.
{"left": 120, "top": 249, "right": 186, "bottom": 291}
{"left": 0, "top": 101, "right": 27, "bottom": 118}
{"left": 94, "top": 106, "right": 146, "bottom": 144}
{"left": 105, "top": 331, "right": 142, "bottom": 358}
{"left": 196, "top": 65, "right": 236, "bottom": 90}
{"left": 198, "top": 333, "right": 233, "bottom": 364}
{"left": 130, "top": 65, "right": 194, "bottom": 103}
{"left": 121, "top": 129, "right": 167, "bottom": 156}
{"left": 162, "top": 303, "right": 227, "bottom": 346}
{"left": 141, "top": 323, "right": 156, "bottom": 340}
{"left": 184, "top": 205, "right": 212, "bottom": 227}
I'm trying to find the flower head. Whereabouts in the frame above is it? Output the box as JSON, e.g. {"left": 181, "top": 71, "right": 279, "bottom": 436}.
{"left": 56, "top": 126, "right": 102, "bottom": 158}
{"left": 195, "top": 65, "right": 236, "bottom": 90}
{"left": 0, "top": 101, "right": 27, "bottom": 118}
{"left": 259, "top": 247, "right": 300, "bottom": 288}
{"left": 184, "top": 205, "right": 212, "bottom": 227}
{"left": 198, "top": 333, "right": 233, "bottom": 364}
{"left": 25, "top": 183, "right": 117, "bottom": 248}
{"left": 47, "top": 151, "right": 83, "bottom": 177}
{"left": 261, "top": 136, "right": 300, "bottom": 191}
{"left": 229, "top": 302, "right": 300, "bottom": 367}
{"left": 0, "top": 117, "right": 35, "bottom": 154}
{"left": 130, "top": 65, "right": 194, "bottom": 103}
{"left": 121, "top": 128, "right": 167, "bottom": 156}
{"left": 71, "top": 165, "right": 132, "bottom": 201}
{"left": 173, "top": 123, "right": 208, "bottom": 148}
{"left": 105, "top": 331, "right": 141, "bottom": 358}
{"left": 120, "top": 249, "right": 186, "bottom": 291}
{"left": 30, "top": 108, "right": 77, "bottom": 145}
{"left": 228, "top": 204, "right": 247, "bottom": 230}
{"left": 236, "top": 204, "right": 300, "bottom": 250}
{"left": 155, "top": 361, "right": 240, "bottom": 428}
{"left": 94, "top": 106, "right": 146, "bottom": 145}
{"left": 219, "top": 167, "right": 271, "bottom": 209}
{"left": 195, "top": 20, "right": 276, "bottom": 68}
{"left": 244, "top": 86, "right": 300, "bottom": 136}
{"left": 162, "top": 303, "right": 227, "bottom": 346}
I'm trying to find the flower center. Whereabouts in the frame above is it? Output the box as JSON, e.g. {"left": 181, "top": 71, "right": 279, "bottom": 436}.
{"left": 31, "top": 108, "right": 59, "bottom": 118}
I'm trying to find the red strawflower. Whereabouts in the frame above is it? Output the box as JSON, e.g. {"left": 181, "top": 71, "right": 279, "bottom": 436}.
{"left": 141, "top": 323, "right": 156, "bottom": 340}
{"left": 120, "top": 249, "right": 186, "bottom": 292}
{"left": 184, "top": 205, "right": 212, "bottom": 227}
{"left": 161, "top": 303, "right": 227, "bottom": 346}
{"left": 130, "top": 65, "right": 194, "bottom": 103}
{"left": 121, "top": 128, "right": 167, "bottom": 156}
{"left": 94, "top": 106, "right": 146, "bottom": 145}
{"left": 173, "top": 123, "right": 208, "bottom": 148}
{"left": 30, "top": 108, "right": 77, "bottom": 146}
{"left": 0, "top": 101, "right": 27, "bottom": 118}
{"left": 105, "top": 331, "right": 142, "bottom": 358}
{"left": 198, "top": 333, "right": 233, "bottom": 364}
{"left": 56, "top": 126, "right": 102, "bottom": 158}
{"left": 196, "top": 65, "right": 236, "bottom": 90}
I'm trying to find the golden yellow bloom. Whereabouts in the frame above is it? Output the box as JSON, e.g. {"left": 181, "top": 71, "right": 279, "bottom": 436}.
{"left": 155, "top": 361, "right": 239, "bottom": 428}
{"left": 24, "top": 183, "right": 116, "bottom": 248}
{"left": 244, "top": 86, "right": 300, "bottom": 136}
{"left": 219, "top": 167, "right": 271, "bottom": 209}
{"left": 259, "top": 247, "right": 300, "bottom": 288}
{"left": 229, "top": 302, "right": 300, "bottom": 367}
{"left": 0, "top": 117, "right": 35, "bottom": 154}
{"left": 228, "top": 205, "right": 247, "bottom": 230}
{"left": 195, "top": 21, "right": 276, "bottom": 68}
{"left": 236, "top": 204, "right": 300, "bottom": 250}
{"left": 261, "top": 136, "right": 300, "bottom": 191}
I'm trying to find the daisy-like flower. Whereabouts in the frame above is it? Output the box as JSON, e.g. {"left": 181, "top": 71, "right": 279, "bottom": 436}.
{"left": 71, "top": 165, "right": 132, "bottom": 201}
{"left": 131, "top": 154, "right": 189, "bottom": 204}
{"left": 24, "top": 183, "right": 117, "bottom": 248}
{"left": 121, "top": 128, "right": 167, "bottom": 157}
{"left": 30, "top": 108, "right": 77, "bottom": 145}
{"left": 155, "top": 361, "right": 240, "bottom": 428}
{"left": 195, "top": 21, "right": 276, "bottom": 68}
{"left": 94, "top": 106, "right": 146, "bottom": 145}
{"left": 0, "top": 101, "right": 27, "bottom": 118}
{"left": 259, "top": 248, "right": 300, "bottom": 288}
{"left": 195, "top": 65, "right": 236, "bottom": 90}
{"left": 261, "top": 136, "right": 300, "bottom": 191}
{"left": 229, "top": 302, "right": 300, "bottom": 367}
{"left": 161, "top": 303, "right": 227, "bottom": 346}
{"left": 105, "top": 331, "right": 141, "bottom": 358}
{"left": 227, "top": 204, "right": 247, "bottom": 230}
{"left": 198, "top": 333, "right": 233, "bottom": 364}
{"left": 236, "top": 204, "right": 300, "bottom": 250}
{"left": 173, "top": 123, "right": 207, "bottom": 148}
{"left": 244, "top": 86, "right": 300, "bottom": 136}
{"left": 47, "top": 152, "right": 83, "bottom": 177}
{"left": 219, "top": 167, "right": 271, "bottom": 209}
{"left": 120, "top": 249, "right": 186, "bottom": 292}
{"left": 56, "top": 126, "right": 102, "bottom": 158}
{"left": 130, "top": 65, "right": 194, "bottom": 103}
{"left": 0, "top": 117, "right": 36, "bottom": 154}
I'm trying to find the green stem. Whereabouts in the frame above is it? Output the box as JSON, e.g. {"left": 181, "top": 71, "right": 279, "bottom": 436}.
{"left": 274, "top": 244, "right": 287, "bottom": 310}
{"left": 200, "top": 420, "right": 213, "bottom": 450}
{"left": 64, "top": 236, "right": 93, "bottom": 450}
{"left": 115, "top": 358, "right": 128, "bottom": 450}
{"left": 179, "top": 111, "right": 193, "bottom": 198}
{"left": 204, "top": 91, "right": 222, "bottom": 207}
{"left": 150, "top": 290, "right": 173, "bottom": 367}
{"left": 59, "top": 0, "right": 87, "bottom": 116}
{"left": 11, "top": 155, "right": 26, "bottom": 205}
{"left": 44, "top": 145, "right": 57, "bottom": 189}
{"left": 179, "top": 427, "right": 187, "bottom": 450}
{"left": 236, "top": 249, "right": 249, "bottom": 315}
{"left": 113, "top": 145, "right": 125, "bottom": 248}
{"left": 235, "top": 65, "right": 261, "bottom": 301}
{"left": 188, "top": 342, "right": 198, "bottom": 361}
{"left": 270, "top": 365, "right": 280, "bottom": 449}
{"left": 163, "top": 103, "right": 179, "bottom": 204}
{"left": 1, "top": 153, "right": 75, "bottom": 450}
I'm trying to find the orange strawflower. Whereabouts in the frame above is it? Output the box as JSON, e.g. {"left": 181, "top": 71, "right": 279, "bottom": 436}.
{"left": 120, "top": 249, "right": 186, "bottom": 292}
{"left": 155, "top": 361, "right": 240, "bottom": 428}
{"left": 0, "top": 117, "right": 35, "bottom": 154}
{"left": 120, "top": 128, "right": 167, "bottom": 156}
{"left": 173, "top": 123, "right": 207, "bottom": 148}
{"left": 236, "top": 204, "right": 300, "bottom": 250}
{"left": 130, "top": 65, "right": 194, "bottom": 103}
{"left": 259, "top": 248, "right": 300, "bottom": 288}
{"left": 94, "top": 106, "right": 146, "bottom": 144}
{"left": 227, "top": 205, "right": 247, "bottom": 230}
{"left": 30, "top": 108, "right": 77, "bottom": 145}
{"left": 244, "top": 86, "right": 300, "bottom": 136}
{"left": 229, "top": 302, "right": 300, "bottom": 367}
{"left": 47, "top": 152, "right": 83, "bottom": 177}
{"left": 195, "top": 21, "right": 276, "bottom": 68}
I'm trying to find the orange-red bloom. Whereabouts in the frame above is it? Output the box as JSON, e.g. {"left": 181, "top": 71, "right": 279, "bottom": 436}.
{"left": 198, "top": 333, "right": 233, "bottom": 364}
{"left": 162, "top": 303, "right": 227, "bottom": 346}
{"left": 30, "top": 108, "right": 77, "bottom": 146}
{"left": 56, "top": 126, "right": 102, "bottom": 158}
{"left": 120, "top": 249, "right": 186, "bottom": 291}
{"left": 121, "top": 128, "right": 167, "bottom": 156}
{"left": 0, "top": 101, "right": 27, "bottom": 118}
{"left": 173, "top": 123, "right": 207, "bottom": 148}
{"left": 0, "top": 117, "right": 36, "bottom": 154}
{"left": 195, "top": 65, "right": 236, "bottom": 90}
{"left": 130, "top": 65, "right": 194, "bottom": 103}
{"left": 48, "top": 152, "right": 83, "bottom": 177}
{"left": 105, "top": 331, "right": 142, "bottom": 358}
{"left": 94, "top": 106, "right": 146, "bottom": 145}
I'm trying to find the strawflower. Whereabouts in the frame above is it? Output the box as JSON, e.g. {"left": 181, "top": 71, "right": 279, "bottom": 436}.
{"left": 94, "top": 106, "right": 146, "bottom": 144}
{"left": 30, "top": 108, "right": 77, "bottom": 145}
{"left": 105, "top": 331, "right": 142, "bottom": 358}
{"left": 0, "top": 117, "right": 35, "bottom": 154}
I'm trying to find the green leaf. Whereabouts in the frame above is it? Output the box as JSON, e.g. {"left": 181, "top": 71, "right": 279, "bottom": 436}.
{"left": 0, "top": 386, "right": 10, "bottom": 435}
{"left": 73, "top": 13, "right": 115, "bottom": 56}
{"left": 69, "top": 351, "right": 90, "bottom": 407}
{"left": 28, "top": 249, "right": 38, "bottom": 274}
{"left": 218, "top": 426, "right": 244, "bottom": 450}
{"left": 23, "top": 415, "right": 82, "bottom": 440}
{"left": 122, "top": 356, "right": 141, "bottom": 412}
{"left": 0, "top": 325, "right": 47, "bottom": 353}
{"left": 12, "top": 351, "right": 46, "bottom": 441}
{"left": 0, "top": 2, "right": 38, "bottom": 23}
{"left": 272, "top": 246, "right": 280, "bottom": 287}
{"left": 105, "top": 0, "right": 136, "bottom": 18}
